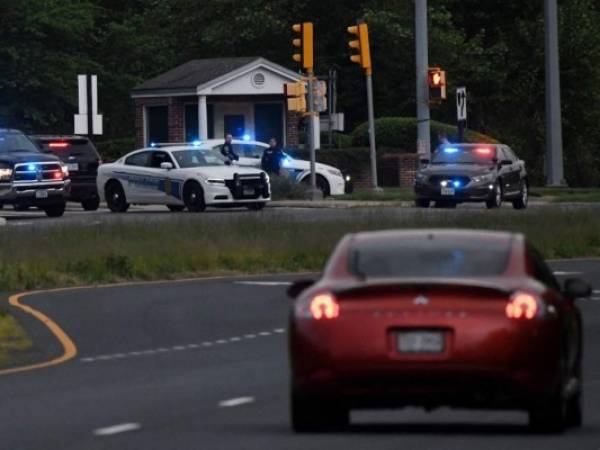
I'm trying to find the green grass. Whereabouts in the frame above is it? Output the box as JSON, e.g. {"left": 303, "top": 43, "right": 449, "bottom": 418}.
{"left": 339, "top": 187, "right": 415, "bottom": 202}
{"left": 0, "top": 308, "right": 32, "bottom": 365}
{"left": 1, "top": 207, "right": 600, "bottom": 291}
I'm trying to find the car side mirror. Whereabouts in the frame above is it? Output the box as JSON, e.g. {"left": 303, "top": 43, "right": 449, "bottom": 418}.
{"left": 563, "top": 278, "right": 592, "bottom": 299}
{"left": 160, "top": 162, "right": 173, "bottom": 170}
{"left": 287, "top": 279, "right": 315, "bottom": 298}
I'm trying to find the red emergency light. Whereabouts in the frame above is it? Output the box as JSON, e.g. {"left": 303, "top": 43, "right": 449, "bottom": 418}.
{"left": 49, "top": 142, "right": 69, "bottom": 149}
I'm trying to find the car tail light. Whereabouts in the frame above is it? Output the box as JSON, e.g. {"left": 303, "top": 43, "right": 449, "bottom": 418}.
{"left": 49, "top": 142, "right": 69, "bottom": 149}
{"left": 506, "top": 291, "right": 539, "bottom": 319}
{"left": 309, "top": 293, "right": 340, "bottom": 320}
{"left": 475, "top": 147, "right": 493, "bottom": 155}
{"left": 53, "top": 171, "right": 63, "bottom": 180}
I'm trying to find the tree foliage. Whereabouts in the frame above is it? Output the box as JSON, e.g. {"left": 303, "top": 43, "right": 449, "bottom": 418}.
{"left": 0, "top": 0, "right": 598, "bottom": 185}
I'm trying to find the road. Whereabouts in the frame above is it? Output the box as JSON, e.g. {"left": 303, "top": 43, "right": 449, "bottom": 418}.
{"left": 1, "top": 201, "right": 600, "bottom": 228}
{"left": 1, "top": 260, "right": 599, "bottom": 449}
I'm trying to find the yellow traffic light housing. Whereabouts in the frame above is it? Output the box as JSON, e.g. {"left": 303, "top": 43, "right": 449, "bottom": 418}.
{"left": 428, "top": 67, "right": 447, "bottom": 102}
{"left": 347, "top": 22, "right": 372, "bottom": 74}
{"left": 292, "top": 22, "right": 314, "bottom": 72}
{"left": 284, "top": 81, "right": 307, "bottom": 113}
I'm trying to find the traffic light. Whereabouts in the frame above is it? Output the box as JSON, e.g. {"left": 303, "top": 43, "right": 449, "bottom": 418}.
{"left": 347, "top": 22, "right": 372, "bottom": 74}
{"left": 292, "top": 22, "right": 314, "bottom": 72}
{"left": 284, "top": 81, "right": 307, "bottom": 112}
{"left": 312, "top": 80, "right": 327, "bottom": 112}
{"left": 428, "top": 67, "right": 447, "bottom": 102}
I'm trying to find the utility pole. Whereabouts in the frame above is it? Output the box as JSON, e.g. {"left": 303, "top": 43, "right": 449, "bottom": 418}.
{"left": 415, "top": 0, "right": 430, "bottom": 158}
{"left": 544, "top": 0, "right": 565, "bottom": 186}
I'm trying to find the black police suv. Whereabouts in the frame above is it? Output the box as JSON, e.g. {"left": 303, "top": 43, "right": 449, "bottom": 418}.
{"left": 414, "top": 143, "right": 528, "bottom": 209}
{"left": 0, "top": 129, "right": 69, "bottom": 217}
{"left": 30, "top": 135, "right": 101, "bottom": 210}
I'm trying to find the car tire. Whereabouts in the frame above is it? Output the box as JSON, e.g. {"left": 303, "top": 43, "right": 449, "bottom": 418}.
{"left": 246, "top": 202, "right": 265, "bottom": 211}
{"left": 512, "top": 181, "right": 529, "bottom": 210}
{"left": 43, "top": 202, "right": 66, "bottom": 218}
{"left": 81, "top": 196, "right": 100, "bottom": 211}
{"left": 183, "top": 182, "right": 206, "bottom": 212}
{"left": 302, "top": 175, "right": 331, "bottom": 197}
{"left": 105, "top": 181, "right": 129, "bottom": 213}
{"left": 529, "top": 353, "right": 569, "bottom": 433}
{"left": 486, "top": 182, "right": 503, "bottom": 209}
{"left": 167, "top": 205, "right": 186, "bottom": 212}
{"left": 415, "top": 198, "right": 430, "bottom": 208}
{"left": 291, "top": 394, "right": 349, "bottom": 432}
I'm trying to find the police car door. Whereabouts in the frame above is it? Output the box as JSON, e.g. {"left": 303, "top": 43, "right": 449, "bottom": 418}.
{"left": 237, "top": 143, "right": 264, "bottom": 168}
{"left": 143, "top": 151, "right": 178, "bottom": 203}
{"left": 122, "top": 151, "right": 153, "bottom": 203}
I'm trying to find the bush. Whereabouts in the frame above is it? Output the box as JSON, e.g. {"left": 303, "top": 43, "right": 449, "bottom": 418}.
{"left": 319, "top": 132, "right": 353, "bottom": 149}
{"left": 96, "top": 137, "right": 136, "bottom": 162}
{"left": 269, "top": 173, "right": 309, "bottom": 200}
{"left": 351, "top": 117, "right": 498, "bottom": 150}
{"left": 287, "top": 147, "right": 371, "bottom": 181}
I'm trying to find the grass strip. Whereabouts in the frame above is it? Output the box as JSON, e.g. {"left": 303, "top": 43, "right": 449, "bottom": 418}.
{"left": 0, "top": 308, "right": 33, "bottom": 365}
{"left": 1, "top": 206, "right": 599, "bottom": 291}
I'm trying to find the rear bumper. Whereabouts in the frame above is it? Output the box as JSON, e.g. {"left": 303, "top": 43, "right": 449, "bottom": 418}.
{"left": 0, "top": 181, "right": 70, "bottom": 205}
{"left": 414, "top": 182, "right": 495, "bottom": 202}
{"left": 68, "top": 180, "right": 98, "bottom": 201}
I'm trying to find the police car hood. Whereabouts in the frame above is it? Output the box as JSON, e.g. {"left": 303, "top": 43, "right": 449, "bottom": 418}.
{"left": 185, "top": 165, "right": 264, "bottom": 179}
{"left": 0, "top": 151, "right": 61, "bottom": 166}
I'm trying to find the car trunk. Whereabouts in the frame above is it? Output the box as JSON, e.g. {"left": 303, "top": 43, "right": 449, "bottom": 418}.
{"left": 35, "top": 138, "right": 100, "bottom": 182}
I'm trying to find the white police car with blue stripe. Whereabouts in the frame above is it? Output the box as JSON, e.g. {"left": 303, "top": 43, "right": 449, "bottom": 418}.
{"left": 97, "top": 145, "right": 270, "bottom": 212}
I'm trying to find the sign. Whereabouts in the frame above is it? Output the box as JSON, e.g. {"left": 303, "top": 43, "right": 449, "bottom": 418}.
{"left": 74, "top": 74, "right": 103, "bottom": 135}
{"left": 313, "top": 80, "right": 327, "bottom": 112}
{"left": 319, "top": 113, "right": 345, "bottom": 132}
{"left": 456, "top": 86, "right": 467, "bottom": 122}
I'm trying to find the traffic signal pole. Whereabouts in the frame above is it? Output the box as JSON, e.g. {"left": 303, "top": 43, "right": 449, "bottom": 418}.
{"left": 365, "top": 70, "right": 381, "bottom": 191}
{"left": 306, "top": 70, "right": 321, "bottom": 199}
{"left": 415, "top": 0, "right": 431, "bottom": 158}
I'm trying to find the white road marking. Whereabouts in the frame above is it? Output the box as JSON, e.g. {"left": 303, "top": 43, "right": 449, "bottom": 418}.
{"left": 215, "top": 339, "right": 228, "bottom": 344}
{"left": 235, "top": 281, "right": 292, "bottom": 286}
{"left": 244, "top": 334, "right": 256, "bottom": 339}
{"left": 273, "top": 328, "right": 285, "bottom": 333}
{"left": 201, "top": 342, "right": 213, "bottom": 347}
{"left": 229, "top": 337, "right": 241, "bottom": 342}
{"left": 259, "top": 331, "right": 271, "bottom": 336}
{"left": 553, "top": 271, "right": 583, "bottom": 276}
{"left": 218, "top": 397, "right": 255, "bottom": 407}
{"left": 593, "top": 290, "right": 600, "bottom": 294}
{"left": 94, "top": 423, "right": 141, "bottom": 436}
{"left": 172, "top": 346, "right": 186, "bottom": 351}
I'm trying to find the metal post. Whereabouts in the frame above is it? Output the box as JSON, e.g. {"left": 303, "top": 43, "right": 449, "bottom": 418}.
{"left": 307, "top": 71, "right": 322, "bottom": 200}
{"left": 544, "top": 0, "right": 565, "bottom": 186}
{"left": 328, "top": 68, "right": 334, "bottom": 148}
{"left": 86, "top": 74, "right": 93, "bottom": 139}
{"left": 366, "top": 73, "right": 381, "bottom": 191}
{"left": 415, "top": 0, "right": 430, "bottom": 157}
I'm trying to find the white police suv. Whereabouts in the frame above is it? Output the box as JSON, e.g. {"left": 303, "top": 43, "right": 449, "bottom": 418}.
{"left": 97, "top": 145, "right": 270, "bottom": 212}
{"left": 202, "top": 139, "right": 350, "bottom": 197}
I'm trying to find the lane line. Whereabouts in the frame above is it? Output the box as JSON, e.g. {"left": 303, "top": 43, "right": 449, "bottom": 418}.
{"left": 94, "top": 423, "right": 141, "bottom": 436}
{"left": 234, "top": 281, "right": 292, "bottom": 286}
{"left": 593, "top": 290, "right": 600, "bottom": 294}
{"left": 553, "top": 271, "right": 583, "bottom": 276}
{"left": 273, "top": 328, "right": 285, "bottom": 333}
{"left": 0, "top": 292, "right": 77, "bottom": 376}
{"left": 218, "top": 397, "right": 255, "bottom": 407}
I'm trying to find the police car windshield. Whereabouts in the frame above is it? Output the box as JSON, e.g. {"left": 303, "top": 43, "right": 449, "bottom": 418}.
{"left": 0, "top": 132, "right": 40, "bottom": 153}
{"left": 172, "top": 149, "right": 227, "bottom": 168}
{"left": 432, "top": 145, "right": 497, "bottom": 165}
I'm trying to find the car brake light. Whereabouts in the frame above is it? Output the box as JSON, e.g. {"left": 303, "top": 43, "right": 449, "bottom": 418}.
{"left": 475, "top": 147, "right": 492, "bottom": 155}
{"left": 53, "top": 171, "right": 63, "bottom": 180}
{"left": 309, "top": 293, "right": 340, "bottom": 320}
{"left": 506, "top": 291, "right": 539, "bottom": 319}
{"left": 49, "top": 142, "right": 69, "bottom": 149}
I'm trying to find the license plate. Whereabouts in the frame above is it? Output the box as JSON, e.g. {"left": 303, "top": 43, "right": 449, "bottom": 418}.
{"left": 67, "top": 163, "right": 79, "bottom": 171}
{"left": 441, "top": 187, "right": 455, "bottom": 196}
{"left": 35, "top": 190, "right": 48, "bottom": 199}
{"left": 243, "top": 187, "right": 255, "bottom": 196}
{"left": 398, "top": 331, "right": 444, "bottom": 353}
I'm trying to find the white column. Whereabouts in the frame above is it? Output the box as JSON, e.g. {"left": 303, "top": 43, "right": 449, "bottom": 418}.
{"left": 198, "top": 95, "right": 208, "bottom": 140}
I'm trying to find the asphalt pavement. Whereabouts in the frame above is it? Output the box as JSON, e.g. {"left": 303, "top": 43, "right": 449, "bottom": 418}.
{"left": 1, "top": 260, "right": 599, "bottom": 449}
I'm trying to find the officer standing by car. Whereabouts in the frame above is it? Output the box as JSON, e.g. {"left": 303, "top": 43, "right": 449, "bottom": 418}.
{"left": 220, "top": 134, "right": 239, "bottom": 162}
{"left": 261, "top": 138, "right": 284, "bottom": 175}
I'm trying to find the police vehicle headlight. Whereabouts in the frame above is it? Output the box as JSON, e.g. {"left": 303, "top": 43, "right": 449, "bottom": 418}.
{"left": 345, "top": 174, "right": 351, "bottom": 182}
{"left": 327, "top": 168, "right": 342, "bottom": 178}
{"left": 0, "top": 167, "right": 12, "bottom": 182}
{"left": 472, "top": 173, "right": 494, "bottom": 184}
{"left": 206, "top": 178, "right": 226, "bottom": 185}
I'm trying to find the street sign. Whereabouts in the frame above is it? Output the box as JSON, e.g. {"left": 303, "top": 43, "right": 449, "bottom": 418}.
{"left": 456, "top": 86, "right": 467, "bottom": 121}
{"left": 320, "top": 113, "right": 345, "bottom": 132}
{"left": 313, "top": 80, "right": 327, "bottom": 112}
{"left": 74, "top": 74, "right": 103, "bottom": 135}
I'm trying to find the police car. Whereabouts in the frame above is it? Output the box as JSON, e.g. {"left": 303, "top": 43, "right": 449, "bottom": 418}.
{"left": 201, "top": 139, "right": 350, "bottom": 196}
{"left": 97, "top": 145, "right": 271, "bottom": 212}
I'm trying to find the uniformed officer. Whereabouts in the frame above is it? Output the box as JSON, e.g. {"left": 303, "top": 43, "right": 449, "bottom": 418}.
{"left": 220, "top": 134, "right": 239, "bottom": 162}
{"left": 261, "top": 138, "right": 284, "bottom": 175}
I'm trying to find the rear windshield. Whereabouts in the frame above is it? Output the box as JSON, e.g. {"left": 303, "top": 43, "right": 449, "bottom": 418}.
{"left": 350, "top": 237, "right": 511, "bottom": 278}
{"left": 0, "top": 132, "right": 40, "bottom": 153}
{"left": 432, "top": 145, "right": 497, "bottom": 165}
{"left": 34, "top": 138, "right": 99, "bottom": 158}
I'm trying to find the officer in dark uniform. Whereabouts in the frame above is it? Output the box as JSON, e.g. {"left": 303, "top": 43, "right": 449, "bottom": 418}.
{"left": 220, "top": 134, "right": 239, "bottom": 162}
{"left": 261, "top": 138, "right": 284, "bottom": 175}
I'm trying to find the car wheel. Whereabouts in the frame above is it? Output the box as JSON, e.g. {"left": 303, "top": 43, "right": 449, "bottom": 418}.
{"left": 81, "top": 196, "right": 100, "bottom": 211}
{"left": 512, "top": 181, "right": 529, "bottom": 210}
{"left": 167, "top": 205, "right": 186, "bottom": 212}
{"left": 43, "top": 202, "right": 66, "bottom": 218}
{"left": 529, "top": 354, "right": 569, "bottom": 433}
{"left": 486, "top": 182, "right": 503, "bottom": 209}
{"left": 183, "top": 182, "right": 206, "bottom": 212}
{"left": 302, "top": 175, "right": 331, "bottom": 197}
{"left": 566, "top": 393, "right": 582, "bottom": 427}
{"left": 291, "top": 394, "right": 349, "bottom": 432}
{"left": 105, "top": 181, "right": 129, "bottom": 213}
{"left": 246, "top": 202, "right": 265, "bottom": 211}
{"left": 415, "top": 198, "right": 430, "bottom": 208}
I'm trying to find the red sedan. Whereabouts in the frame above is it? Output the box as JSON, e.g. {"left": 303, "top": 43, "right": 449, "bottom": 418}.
{"left": 288, "top": 230, "right": 591, "bottom": 432}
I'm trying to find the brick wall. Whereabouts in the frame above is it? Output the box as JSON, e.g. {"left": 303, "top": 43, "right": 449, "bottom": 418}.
{"left": 167, "top": 97, "right": 184, "bottom": 144}
{"left": 350, "top": 153, "right": 421, "bottom": 189}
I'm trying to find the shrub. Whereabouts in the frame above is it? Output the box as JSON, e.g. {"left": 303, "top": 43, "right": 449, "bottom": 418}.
{"left": 269, "top": 173, "right": 309, "bottom": 200}
{"left": 351, "top": 117, "right": 498, "bottom": 150}
{"left": 96, "top": 137, "right": 136, "bottom": 162}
